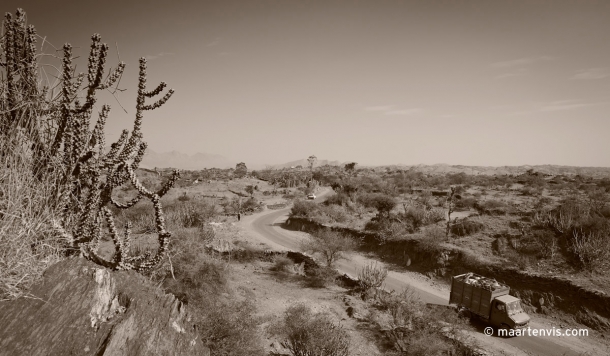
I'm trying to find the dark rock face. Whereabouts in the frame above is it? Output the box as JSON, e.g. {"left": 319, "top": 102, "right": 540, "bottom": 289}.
{"left": 0, "top": 257, "right": 209, "bottom": 356}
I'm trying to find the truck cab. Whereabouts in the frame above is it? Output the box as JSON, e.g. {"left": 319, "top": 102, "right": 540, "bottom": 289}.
{"left": 491, "top": 295, "right": 530, "bottom": 330}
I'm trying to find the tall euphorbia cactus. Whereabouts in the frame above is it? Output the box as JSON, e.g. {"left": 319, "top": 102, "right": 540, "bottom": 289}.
{"left": 1, "top": 9, "right": 180, "bottom": 272}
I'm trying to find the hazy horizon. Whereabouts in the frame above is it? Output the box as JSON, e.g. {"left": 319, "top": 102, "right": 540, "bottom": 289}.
{"left": 141, "top": 148, "right": 610, "bottom": 170}
{"left": 5, "top": 0, "right": 610, "bottom": 167}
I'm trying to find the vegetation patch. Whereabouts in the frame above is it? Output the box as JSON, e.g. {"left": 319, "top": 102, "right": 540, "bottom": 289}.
{"left": 450, "top": 219, "right": 485, "bottom": 236}
{"left": 270, "top": 304, "right": 350, "bottom": 356}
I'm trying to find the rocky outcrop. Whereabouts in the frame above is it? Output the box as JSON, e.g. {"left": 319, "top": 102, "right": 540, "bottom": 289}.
{"left": 0, "top": 257, "right": 209, "bottom": 356}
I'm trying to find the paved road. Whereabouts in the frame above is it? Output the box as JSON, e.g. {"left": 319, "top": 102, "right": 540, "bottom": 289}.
{"left": 244, "top": 190, "right": 602, "bottom": 356}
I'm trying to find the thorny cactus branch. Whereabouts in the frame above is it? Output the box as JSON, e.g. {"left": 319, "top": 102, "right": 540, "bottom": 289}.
{"left": 143, "top": 81, "right": 167, "bottom": 97}
{"left": 156, "top": 169, "right": 181, "bottom": 197}
{"left": 49, "top": 43, "right": 74, "bottom": 160}
{"left": 111, "top": 194, "right": 142, "bottom": 209}
{"left": 131, "top": 141, "right": 147, "bottom": 168}
{"left": 99, "top": 62, "right": 126, "bottom": 90}
{"left": 89, "top": 105, "right": 109, "bottom": 151}
{"left": 89, "top": 211, "right": 103, "bottom": 253}
{"left": 2, "top": 10, "right": 180, "bottom": 273}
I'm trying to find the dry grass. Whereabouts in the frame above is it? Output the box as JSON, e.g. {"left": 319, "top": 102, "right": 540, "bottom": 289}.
{"left": 0, "top": 146, "right": 66, "bottom": 300}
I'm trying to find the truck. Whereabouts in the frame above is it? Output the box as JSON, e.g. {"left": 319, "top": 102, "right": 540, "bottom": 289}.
{"left": 450, "top": 273, "right": 530, "bottom": 331}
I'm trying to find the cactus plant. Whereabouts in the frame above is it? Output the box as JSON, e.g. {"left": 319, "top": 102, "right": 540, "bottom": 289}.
{"left": 1, "top": 9, "right": 179, "bottom": 272}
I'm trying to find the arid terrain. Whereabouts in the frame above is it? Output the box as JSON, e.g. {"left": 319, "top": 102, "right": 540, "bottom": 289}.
{"left": 3, "top": 145, "right": 610, "bottom": 355}
{"left": 3, "top": 3, "right": 610, "bottom": 356}
{"left": 77, "top": 166, "right": 610, "bottom": 355}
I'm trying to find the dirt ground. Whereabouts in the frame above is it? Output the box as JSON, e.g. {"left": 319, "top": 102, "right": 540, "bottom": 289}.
{"left": 226, "top": 259, "right": 383, "bottom": 356}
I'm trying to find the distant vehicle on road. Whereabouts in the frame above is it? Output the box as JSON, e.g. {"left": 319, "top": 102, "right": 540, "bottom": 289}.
{"left": 307, "top": 193, "right": 316, "bottom": 200}
{"left": 450, "top": 273, "right": 530, "bottom": 332}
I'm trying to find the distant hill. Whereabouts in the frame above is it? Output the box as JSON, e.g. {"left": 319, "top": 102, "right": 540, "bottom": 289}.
{"left": 271, "top": 158, "right": 344, "bottom": 170}
{"left": 382, "top": 164, "right": 610, "bottom": 178}
{"left": 139, "top": 149, "right": 237, "bottom": 170}
{"left": 136, "top": 149, "right": 610, "bottom": 177}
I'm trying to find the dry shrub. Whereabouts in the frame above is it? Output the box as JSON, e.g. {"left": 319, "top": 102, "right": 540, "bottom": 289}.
{"left": 164, "top": 254, "right": 228, "bottom": 300}
{"left": 113, "top": 201, "right": 156, "bottom": 233}
{"left": 272, "top": 255, "right": 305, "bottom": 276}
{"left": 319, "top": 204, "right": 350, "bottom": 223}
{"left": 376, "top": 287, "right": 421, "bottom": 328}
{"left": 534, "top": 198, "right": 610, "bottom": 271}
{"left": 324, "top": 192, "right": 351, "bottom": 206}
{"left": 230, "top": 244, "right": 267, "bottom": 263}
{"left": 357, "top": 262, "right": 388, "bottom": 297}
{"left": 526, "top": 229, "right": 559, "bottom": 259}
{"left": 280, "top": 304, "right": 349, "bottom": 356}
{"left": 569, "top": 228, "right": 610, "bottom": 272}
{"left": 400, "top": 206, "right": 445, "bottom": 229}
{"left": 450, "top": 219, "right": 485, "bottom": 236}
{"left": 271, "top": 255, "right": 294, "bottom": 272}
{"left": 290, "top": 199, "right": 319, "bottom": 218}
{"left": 196, "top": 297, "right": 263, "bottom": 356}
{"left": 417, "top": 226, "right": 445, "bottom": 255}
{"left": 476, "top": 199, "right": 510, "bottom": 215}
{"left": 515, "top": 253, "right": 537, "bottom": 270}
{"left": 455, "top": 196, "right": 477, "bottom": 209}
{"left": 364, "top": 216, "right": 414, "bottom": 242}
{"left": 165, "top": 199, "right": 217, "bottom": 229}
{"left": 304, "top": 265, "right": 338, "bottom": 288}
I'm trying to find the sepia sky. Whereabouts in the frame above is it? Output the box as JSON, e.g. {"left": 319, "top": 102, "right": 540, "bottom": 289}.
{"left": 4, "top": 0, "right": 610, "bottom": 167}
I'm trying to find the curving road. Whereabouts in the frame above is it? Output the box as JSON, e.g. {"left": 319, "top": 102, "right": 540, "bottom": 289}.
{"left": 242, "top": 190, "right": 605, "bottom": 356}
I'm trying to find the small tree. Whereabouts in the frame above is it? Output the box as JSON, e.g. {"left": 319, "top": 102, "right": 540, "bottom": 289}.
{"left": 235, "top": 162, "right": 247, "bottom": 178}
{"left": 342, "top": 183, "right": 358, "bottom": 198}
{"left": 372, "top": 194, "right": 396, "bottom": 218}
{"left": 301, "top": 228, "right": 357, "bottom": 267}
{"left": 307, "top": 155, "right": 317, "bottom": 172}
{"left": 344, "top": 162, "right": 357, "bottom": 172}
{"left": 245, "top": 185, "right": 254, "bottom": 197}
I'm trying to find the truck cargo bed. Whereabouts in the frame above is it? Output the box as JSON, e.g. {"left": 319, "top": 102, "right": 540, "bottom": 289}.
{"left": 449, "top": 273, "right": 509, "bottom": 319}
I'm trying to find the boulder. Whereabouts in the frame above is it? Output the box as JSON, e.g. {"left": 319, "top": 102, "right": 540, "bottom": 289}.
{"left": 0, "top": 257, "right": 209, "bottom": 356}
